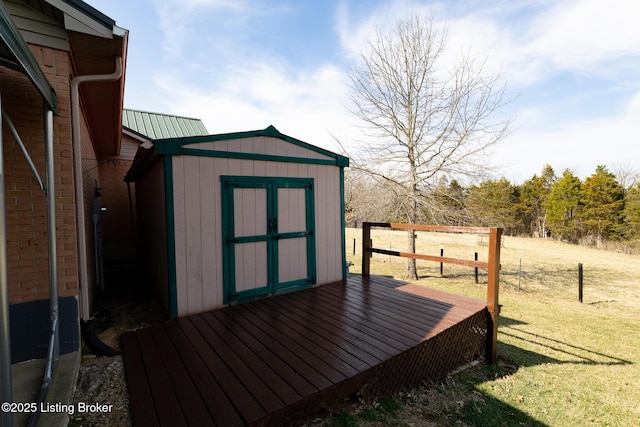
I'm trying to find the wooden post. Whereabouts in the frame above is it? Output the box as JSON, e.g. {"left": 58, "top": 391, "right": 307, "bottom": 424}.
{"left": 486, "top": 227, "right": 502, "bottom": 364}
{"left": 474, "top": 252, "right": 479, "bottom": 284}
{"left": 578, "top": 263, "right": 583, "bottom": 303}
{"left": 353, "top": 238, "right": 356, "bottom": 256}
{"left": 440, "top": 248, "right": 444, "bottom": 276}
{"left": 362, "top": 223, "right": 371, "bottom": 277}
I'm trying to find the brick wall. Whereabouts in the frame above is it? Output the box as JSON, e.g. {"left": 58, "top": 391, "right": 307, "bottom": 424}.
{"left": 98, "top": 135, "right": 138, "bottom": 263}
{"left": 0, "top": 44, "right": 79, "bottom": 304}
{"left": 98, "top": 157, "right": 137, "bottom": 263}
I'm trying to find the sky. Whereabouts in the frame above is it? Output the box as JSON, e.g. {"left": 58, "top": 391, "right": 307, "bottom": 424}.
{"left": 87, "top": 0, "right": 640, "bottom": 184}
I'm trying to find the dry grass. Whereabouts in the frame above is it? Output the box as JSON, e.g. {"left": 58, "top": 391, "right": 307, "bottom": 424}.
{"left": 346, "top": 227, "right": 640, "bottom": 311}
{"left": 328, "top": 227, "right": 640, "bottom": 427}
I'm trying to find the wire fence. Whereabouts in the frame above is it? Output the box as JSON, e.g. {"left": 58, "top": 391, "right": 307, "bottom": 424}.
{"left": 346, "top": 231, "right": 638, "bottom": 308}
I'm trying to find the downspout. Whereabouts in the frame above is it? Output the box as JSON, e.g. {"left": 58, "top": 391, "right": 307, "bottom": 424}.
{"left": 70, "top": 57, "right": 122, "bottom": 355}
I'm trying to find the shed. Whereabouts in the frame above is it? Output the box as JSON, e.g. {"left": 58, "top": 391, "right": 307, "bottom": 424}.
{"left": 125, "top": 125, "right": 349, "bottom": 317}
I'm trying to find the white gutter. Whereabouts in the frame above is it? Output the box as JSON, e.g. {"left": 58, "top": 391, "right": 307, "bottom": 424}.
{"left": 70, "top": 57, "right": 122, "bottom": 321}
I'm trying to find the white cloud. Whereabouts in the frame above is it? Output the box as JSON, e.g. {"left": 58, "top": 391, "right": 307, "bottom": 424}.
{"left": 336, "top": 0, "right": 449, "bottom": 59}
{"left": 151, "top": 0, "right": 257, "bottom": 60}
{"left": 499, "top": 89, "right": 640, "bottom": 182}
{"left": 139, "top": 0, "right": 639, "bottom": 183}
{"left": 527, "top": 0, "right": 640, "bottom": 72}
{"left": 153, "top": 61, "right": 356, "bottom": 151}
{"left": 334, "top": 0, "right": 640, "bottom": 88}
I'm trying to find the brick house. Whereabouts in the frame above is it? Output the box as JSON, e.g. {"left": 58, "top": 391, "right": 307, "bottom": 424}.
{"left": 0, "top": 0, "right": 127, "bottom": 418}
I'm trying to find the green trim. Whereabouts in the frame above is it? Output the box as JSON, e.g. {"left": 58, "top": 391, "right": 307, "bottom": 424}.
{"left": 163, "top": 156, "right": 178, "bottom": 318}
{"left": 221, "top": 176, "right": 316, "bottom": 304}
{"left": 154, "top": 125, "right": 349, "bottom": 166}
{"left": 221, "top": 177, "right": 232, "bottom": 304}
{"left": 275, "top": 277, "right": 315, "bottom": 291}
{"left": 337, "top": 156, "right": 350, "bottom": 167}
{"left": 339, "top": 166, "right": 348, "bottom": 279}
{"left": 305, "top": 181, "right": 317, "bottom": 283}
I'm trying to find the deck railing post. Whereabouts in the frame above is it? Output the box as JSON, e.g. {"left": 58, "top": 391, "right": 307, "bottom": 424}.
{"left": 486, "top": 227, "right": 502, "bottom": 364}
{"left": 362, "top": 222, "right": 371, "bottom": 277}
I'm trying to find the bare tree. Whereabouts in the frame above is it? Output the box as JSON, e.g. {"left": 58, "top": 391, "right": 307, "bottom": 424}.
{"left": 612, "top": 162, "right": 640, "bottom": 190}
{"left": 346, "top": 15, "right": 512, "bottom": 280}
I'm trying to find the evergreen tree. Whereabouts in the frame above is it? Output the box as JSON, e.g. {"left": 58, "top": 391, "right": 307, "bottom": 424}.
{"left": 517, "top": 165, "right": 556, "bottom": 237}
{"left": 580, "top": 165, "right": 624, "bottom": 245}
{"left": 623, "top": 183, "right": 640, "bottom": 238}
{"left": 467, "top": 178, "right": 520, "bottom": 235}
{"left": 544, "top": 169, "right": 582, "bottom": 242}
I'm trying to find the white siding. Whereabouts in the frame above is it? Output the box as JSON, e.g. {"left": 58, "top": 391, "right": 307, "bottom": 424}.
{"left": 118, "top": 136, "right": 140, "bottom": 160}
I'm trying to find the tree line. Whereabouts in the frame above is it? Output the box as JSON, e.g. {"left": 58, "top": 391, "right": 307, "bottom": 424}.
{"left": 345, "top": 164, "right": 640, "bottom": 248}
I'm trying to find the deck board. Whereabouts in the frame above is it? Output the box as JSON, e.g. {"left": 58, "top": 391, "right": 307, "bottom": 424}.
{"left": 122, "top": 276, "right": 487, "bottom": 426}
{"left": 162, "top": 319, "right": 246, "bottom": 427}
{"left": 198, "top": 311, "right": 302, "bottom": 407}
{"left": 148, "top": 324, "right": 214, "bottom": 426}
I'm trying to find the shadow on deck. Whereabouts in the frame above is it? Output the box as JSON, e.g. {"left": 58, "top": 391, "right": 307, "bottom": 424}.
{"left": 121, "top": 275, "right": 488, "bottom": 426}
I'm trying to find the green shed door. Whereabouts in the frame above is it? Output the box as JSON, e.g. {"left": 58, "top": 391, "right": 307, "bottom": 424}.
{"left": 221, "top": 176, "right": 316, "bottom": 304}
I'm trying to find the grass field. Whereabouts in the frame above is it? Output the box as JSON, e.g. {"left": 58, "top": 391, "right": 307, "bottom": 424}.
{"left": 316, "top": 228, "right": 640, "bottom": 427}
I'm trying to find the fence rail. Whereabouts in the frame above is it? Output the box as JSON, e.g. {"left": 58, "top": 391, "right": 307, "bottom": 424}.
{"left": 361, "top": 222, "right": 503, "bottom": 363}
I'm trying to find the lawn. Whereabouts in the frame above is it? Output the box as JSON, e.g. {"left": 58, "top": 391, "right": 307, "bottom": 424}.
{"left": 310, "top": 228, "right": 640, "bottom": 426}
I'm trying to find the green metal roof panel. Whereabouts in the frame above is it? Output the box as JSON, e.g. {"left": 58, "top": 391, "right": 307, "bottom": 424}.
{"left": 122, "top": 109, "right": 209, "bottom": 140}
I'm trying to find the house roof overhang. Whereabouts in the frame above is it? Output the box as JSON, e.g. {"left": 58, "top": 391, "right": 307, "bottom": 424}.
{"left": 55, "top": 0, "right": 129, "bottom": 157}
{"left": 69, "top": 27, "right": 128, "bottom": 156}
{"left": 1, "top": 0, "right": 128, "bottom": 156}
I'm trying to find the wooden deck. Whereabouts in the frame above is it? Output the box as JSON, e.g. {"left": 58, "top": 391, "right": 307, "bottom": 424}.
{"left": 121, "top": 276, "right": 488, "bottom": 426}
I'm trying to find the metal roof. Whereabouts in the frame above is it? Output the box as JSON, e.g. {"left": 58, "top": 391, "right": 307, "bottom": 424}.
{"left": 122, "top": 109, "right": 209, "bottom": 140}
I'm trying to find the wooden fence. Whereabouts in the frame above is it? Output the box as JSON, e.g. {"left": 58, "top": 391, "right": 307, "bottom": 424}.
{"left": 361, "top": 222, "right": 502, "bottom": 363}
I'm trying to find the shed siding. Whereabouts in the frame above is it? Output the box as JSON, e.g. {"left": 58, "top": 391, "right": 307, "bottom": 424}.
{"left": 188, "top": 136, "right": 334, "bottom": 161}
{"left": 170, "top": 143, "right": 344, "bottom": 315}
